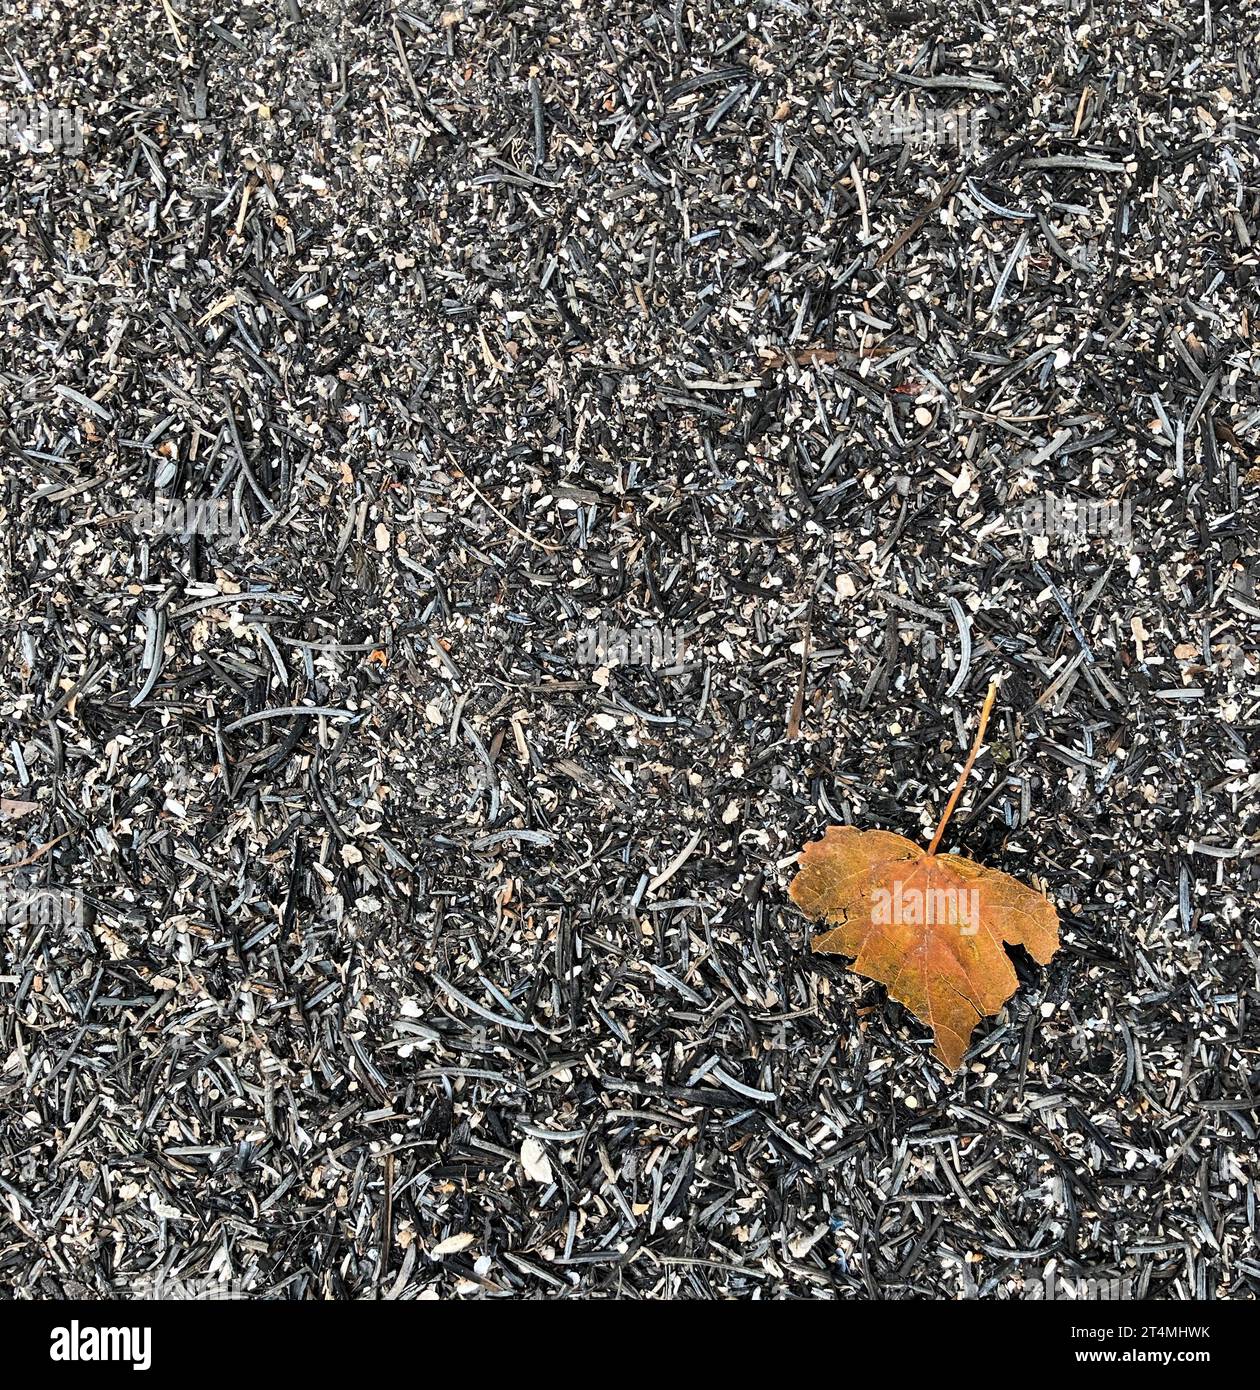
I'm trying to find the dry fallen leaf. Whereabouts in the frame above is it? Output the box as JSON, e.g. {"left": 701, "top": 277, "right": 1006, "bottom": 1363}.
{"left": 0, "top": 798, "right": 41, "bottom": 821}
{"left": 790, "top": 682, "right": 1059, "bottom": 1069}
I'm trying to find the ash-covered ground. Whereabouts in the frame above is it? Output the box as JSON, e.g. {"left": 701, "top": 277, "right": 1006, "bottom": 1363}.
{"left": 1, "top": 1, "right": 1257, "bottom": 1299}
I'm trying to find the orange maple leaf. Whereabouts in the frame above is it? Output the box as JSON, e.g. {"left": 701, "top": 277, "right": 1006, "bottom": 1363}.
{"left": 789, "top": 682, "right": 1059, "bottom": 1069}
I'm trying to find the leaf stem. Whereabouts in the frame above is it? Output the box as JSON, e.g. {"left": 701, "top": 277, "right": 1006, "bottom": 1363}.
{"left": 928, "top": 679, "right": 999, "bottom": 856}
